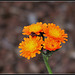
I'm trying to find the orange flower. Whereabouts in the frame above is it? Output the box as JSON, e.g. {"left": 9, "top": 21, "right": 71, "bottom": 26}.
{"left": 43, "top": 23, "right": 68, "bottom": 43}
{"left": 22, "top": 22, "right": 43, "bottom": 35}
{"left": 43, "top": 37, "right": 62, "bottom": 51}
{"left": 18, "top": 35, "right": 43, "bottom": 59}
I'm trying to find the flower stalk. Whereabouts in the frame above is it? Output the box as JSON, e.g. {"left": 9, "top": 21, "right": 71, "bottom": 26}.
{"left": 42, "top": 53, "right": 53, "bottom": 74}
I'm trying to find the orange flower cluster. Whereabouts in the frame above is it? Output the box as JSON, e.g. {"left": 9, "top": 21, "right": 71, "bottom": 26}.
{"left": 18, "top": 22, "right": 68, "bottom": 59}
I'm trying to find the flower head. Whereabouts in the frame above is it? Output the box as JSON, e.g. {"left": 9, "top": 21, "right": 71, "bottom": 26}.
{"left": 18, "top": 35, "right": 43, "bottom": 59}
{"left": 22, "top": 22, "right": 43, "bottom": 35}
{"left": 43, "top": 23, "right": 68, "bottom": 43}
{"left": 43, "top": 37, "right": 62, "bottom": 51}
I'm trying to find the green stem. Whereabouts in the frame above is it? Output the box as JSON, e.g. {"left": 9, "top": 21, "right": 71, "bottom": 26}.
{"left": 42, "top": 53, "right": 53, "bottom": 74}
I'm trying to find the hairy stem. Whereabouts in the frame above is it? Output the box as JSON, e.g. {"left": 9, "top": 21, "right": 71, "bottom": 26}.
{"left": 42, "top": 53, "right": 53, "bottom": 74}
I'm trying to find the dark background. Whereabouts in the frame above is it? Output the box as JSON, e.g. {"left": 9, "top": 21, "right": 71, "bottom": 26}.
{"left": 0, "top": 2, "right": 75, "bottom": 74}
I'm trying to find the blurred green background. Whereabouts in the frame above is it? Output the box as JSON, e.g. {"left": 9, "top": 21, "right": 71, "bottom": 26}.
{"left": 0, "top": 1, "right": 75, "bottom": 73}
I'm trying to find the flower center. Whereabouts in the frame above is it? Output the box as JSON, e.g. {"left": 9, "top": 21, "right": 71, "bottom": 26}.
{"left": 25, "top": 41, "right": 37, "bottom": 52}
{"left": 49, "top": 29, "right": 60, "bottom": 38}
{"left": 30, "top": 25, "right": 42, "bottom": 32}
